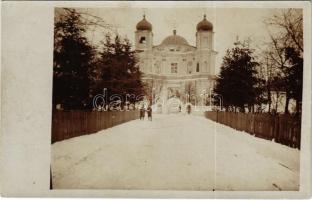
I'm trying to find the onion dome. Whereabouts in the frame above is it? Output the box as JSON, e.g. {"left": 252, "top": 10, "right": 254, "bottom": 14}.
{"left": 136, "top": 14, "right": 152, "bottom": 31}
{"left": 161, "top": 30, "right": 189, "bottom": 46}
{"left": 196, "top": 14, "right": 213, "bottom": 31}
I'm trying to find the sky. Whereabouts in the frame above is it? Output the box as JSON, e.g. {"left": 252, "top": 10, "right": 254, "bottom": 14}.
{"left": 67, "top": 8, "right": 286, "bottom": 73}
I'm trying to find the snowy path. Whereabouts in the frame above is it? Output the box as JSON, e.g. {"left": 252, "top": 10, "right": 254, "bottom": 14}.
{"left": 51, "top": 114, "right": 300, "bottom": 191}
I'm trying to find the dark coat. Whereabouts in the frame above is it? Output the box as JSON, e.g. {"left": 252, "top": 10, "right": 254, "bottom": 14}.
{"left": 140, "top": 108, "right": 145, "bottom": 118}
{"left": 146, "top": 107, "right": 152, "bottom": 117}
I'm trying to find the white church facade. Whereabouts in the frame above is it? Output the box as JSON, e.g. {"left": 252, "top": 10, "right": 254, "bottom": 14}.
{"left": 135, "top": 15, "right": 217, "bottom": 113}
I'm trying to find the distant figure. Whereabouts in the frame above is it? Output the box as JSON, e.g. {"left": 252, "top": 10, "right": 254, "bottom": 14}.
{"left": 179, "top": 105, "right": 181, "bottom": 112}
{"left": 146, "top": 106, "right": 152, "bottom": 121}
{"left": 139, "top": 106, "right": 145, "bottom": 120}
{"left": 187, "top": 105, "right": 191, "bottom": 114}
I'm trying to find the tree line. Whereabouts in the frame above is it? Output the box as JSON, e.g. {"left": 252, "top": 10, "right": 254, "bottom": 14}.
{"left": 53, "top": 8, "right": 145, "bottom": 110}
{"left": 213, "top": 9, "right": 303, "bottom": 115}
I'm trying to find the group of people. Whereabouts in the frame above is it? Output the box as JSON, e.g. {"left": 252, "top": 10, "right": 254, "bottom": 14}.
{"left": 140, "top": 105, "right": 152, "bottom": 121}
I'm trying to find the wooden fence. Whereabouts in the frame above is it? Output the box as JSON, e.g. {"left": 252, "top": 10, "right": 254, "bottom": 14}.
{"left": 51, "top": 110, "right": 140, "bottom": 143}
{"left": 205, "top": 111, "right": 301, "bottom": 149}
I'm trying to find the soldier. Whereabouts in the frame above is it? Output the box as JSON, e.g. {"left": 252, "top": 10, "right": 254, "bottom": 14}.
{"left": 187, "top": 104, "right": 191, "bottom": 114}
{"left": 139, "top": 105, "right": 145, "bottom": 120}
{"left": 146, "top": 106, "right": 152, "bottom": 121}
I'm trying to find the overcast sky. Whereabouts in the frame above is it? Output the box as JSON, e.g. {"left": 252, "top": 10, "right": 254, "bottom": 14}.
{"left": 71, "top": 8, "right": 285, "bottom": 73}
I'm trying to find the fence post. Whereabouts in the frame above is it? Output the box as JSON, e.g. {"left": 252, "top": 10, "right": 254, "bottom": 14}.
{"left": 252, "top": 114, "right": 255, "bottom": 135}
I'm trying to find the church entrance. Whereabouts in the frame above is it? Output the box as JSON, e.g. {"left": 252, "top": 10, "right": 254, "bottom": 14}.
{"left": 166, "top": 86, "right": 183, "bottom": 114}
{"left": 167, "top": 97, "right": 182, "bottom": 114}
{"left": 156, "top": 83, "right": 185, "bottom": 114}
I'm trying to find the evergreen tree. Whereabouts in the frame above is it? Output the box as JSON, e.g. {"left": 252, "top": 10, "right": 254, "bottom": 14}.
{"left": 92, "top": 34, "right": 145, "bottom": 107}
{"left": 53, "top": 8, "right": 95, "bottom": 110}
{"left": 214, "top": 41, "right": 261, "bottom": 112}
{"left": 285, "top": 47, "right": 303, "bottom": 114}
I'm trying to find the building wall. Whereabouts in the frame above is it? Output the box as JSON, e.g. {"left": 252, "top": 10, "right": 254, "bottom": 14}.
{"left": 138, "top": 46, "right": 216, "bottom": 76}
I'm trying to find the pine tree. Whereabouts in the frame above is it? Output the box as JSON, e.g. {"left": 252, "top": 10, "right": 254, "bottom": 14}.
{"left": 92, "top": 34, "right": 145, "bottom": 108}
{"left": 285, "top": 47, "right": 303, "bottom": 114}
{"left": 53, "top": 8, "right": 95, "bottom": 110}
{"left": 214, "top": 41, "right": 260, "bottom": 112}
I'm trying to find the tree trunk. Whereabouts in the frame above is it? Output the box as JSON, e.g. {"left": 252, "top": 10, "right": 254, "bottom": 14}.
{"left": 284, "top": 92, "right": 290, "bottom": 114}
{"left": 296, "top": 99, "right": 301, "bottom": 114}
{"left": 268, "top": 88, "right": 271, "bottom": 113}
{"left": 275, "top": 92, "right": 279, "bottom": 112}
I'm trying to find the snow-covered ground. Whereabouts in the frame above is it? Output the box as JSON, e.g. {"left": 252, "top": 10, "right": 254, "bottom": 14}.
{"left": 51, "top": 113, "right": 300, "bottom": 191}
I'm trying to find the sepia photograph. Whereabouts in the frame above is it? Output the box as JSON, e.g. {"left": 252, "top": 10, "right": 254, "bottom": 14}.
{"left": 49, "top": 6, "right": 305, "bottom": 191}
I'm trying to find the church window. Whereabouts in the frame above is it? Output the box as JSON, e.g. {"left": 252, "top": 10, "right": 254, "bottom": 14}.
{"left": 187, "top": 61, "right": 193, "bottom": 74}
{"left": 171, "top": 63, "right": 178, "bottom": 73}
{"left": 196, "top": 63, "right": 200, "bottom": 72}
{"left": 139, "top": 36, "right": 146, "bottom": 44}
{"left": 155, "top": 61, "right": 161, "bottom": 74}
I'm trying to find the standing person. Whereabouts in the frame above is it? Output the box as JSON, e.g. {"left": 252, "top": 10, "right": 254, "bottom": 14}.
{"left": 140, "top": 105, "right": 145, "bottom": 120}
{"left": 147, "top": 106, "right": 152, "bottom": 121}
{"left": 187, "top": 104, "right": 191, "bottom": 114}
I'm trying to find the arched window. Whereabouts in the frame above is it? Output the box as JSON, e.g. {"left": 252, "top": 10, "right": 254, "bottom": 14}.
{"left": 187, "top": 61, "right": 193, "bottom": 74}
{"left": 196, "top": 63, "right": 200, "bottom": 72}
{"left": 203, "top": 37, "right": 208, "bottom": 46}
{"left": 204, "top": 61, "right": 208, "bottom": 73}
{"left": 171, "top": 63, "right": 178, "bottom": 73}
{"left": 155, "top": 61, "right": 161, "bottom": 74}
{"left": 139, "top": 36, "right": 146, "bottom": 44}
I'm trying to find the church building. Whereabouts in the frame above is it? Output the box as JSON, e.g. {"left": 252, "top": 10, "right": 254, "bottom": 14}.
{"left": 135, "top": 15, "right": 217, "bottom": 113}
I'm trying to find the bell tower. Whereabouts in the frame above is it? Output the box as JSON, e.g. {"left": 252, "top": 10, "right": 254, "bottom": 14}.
{"left": 135, "top": 15, "right": 153, "bottom": 51}
{"left": 195, "top": 14, "right": 216, "bottom": 75}
{"left": 196, "top": 15, "right": 214, "bottom": 50}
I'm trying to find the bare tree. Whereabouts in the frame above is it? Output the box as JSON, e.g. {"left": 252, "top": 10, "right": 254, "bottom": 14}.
{"left": 185, "top": 81, "right": 196, "bottom": 105}
{"left": 265, "top": 9, "right": 303, "bottom": 53}
{"left": 264, "top": 9, "right": 303, "bottom": 114}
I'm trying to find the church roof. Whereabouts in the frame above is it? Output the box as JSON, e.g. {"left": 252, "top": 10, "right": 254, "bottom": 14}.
{"left": 196, "top": 14, "right": 213, "bottom": 31}
{"left": 136, "top": 15, "right": 152, "bottom": 31}
{"left": 160, "top": 30, "right": 189, "bottom": 46}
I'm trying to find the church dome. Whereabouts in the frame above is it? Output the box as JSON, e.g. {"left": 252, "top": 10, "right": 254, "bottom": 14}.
{"left": 161, "top": 30, "right": 189, "bottom": 46}
{"left": 136, "top": 15, "right": 152, "bottom": 31}
{"left": 196, "top": 14, "right": 213, "bottom": 31}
